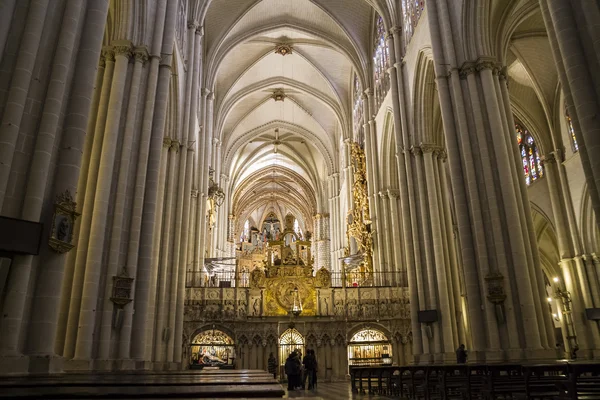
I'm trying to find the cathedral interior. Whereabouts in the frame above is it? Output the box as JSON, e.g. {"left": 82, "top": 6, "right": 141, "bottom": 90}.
{"left": 1, "top": 0, "right": 600, "bottom": 397}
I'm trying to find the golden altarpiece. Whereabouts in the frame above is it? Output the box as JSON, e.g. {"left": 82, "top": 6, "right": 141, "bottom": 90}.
{"left": 184, "top": 143, "right": 412, "bottom": 378}
{"left": 237, "top": 214, "right": 332, "bottom": 317}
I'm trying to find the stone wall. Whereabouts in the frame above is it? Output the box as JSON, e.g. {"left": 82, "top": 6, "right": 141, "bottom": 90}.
{"left": 183, "top": 286, "right": 412, "bottom": 380}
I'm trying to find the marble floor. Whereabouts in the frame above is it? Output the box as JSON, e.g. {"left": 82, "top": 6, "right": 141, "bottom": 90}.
{"left": 282, "top": 382, "right": 391, "bottom": 400}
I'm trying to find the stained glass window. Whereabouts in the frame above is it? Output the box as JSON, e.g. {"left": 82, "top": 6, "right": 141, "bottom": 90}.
{"left": 279, "top": 328, "right": 305, "bottom": 366}
{"left": 348, "top": 329, "right": 392, "bottom": 366}
{"left": 565, "top": 110, "right": 578, "bottom": 152}
{"left": 402, "top": 0, "right": 425, "bottom": 47}
{"left": 241, "top": 219, "right": 250, "bottom": 242}
{"left": 353, "top": 73, "right": 364, "bottom": 144}
{"left": 515, "top": 121, "right": 543, "bottom": 185}
{"left": 373, "top": 15, "right": 390, "bottom": 111}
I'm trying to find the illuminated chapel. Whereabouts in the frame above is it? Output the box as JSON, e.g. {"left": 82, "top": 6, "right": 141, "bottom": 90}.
{"left": 1, "top": 0, "right": 600, "bottom": 384}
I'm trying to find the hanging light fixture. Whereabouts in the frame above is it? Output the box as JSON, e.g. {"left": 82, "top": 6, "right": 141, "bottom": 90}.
{"left": 208, "top": 167, "right": 225, "bottom": 207}
{"left": 290, "top": 287, "right": 303, "bottom": 317}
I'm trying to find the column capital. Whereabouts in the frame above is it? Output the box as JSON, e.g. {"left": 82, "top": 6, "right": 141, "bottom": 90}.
{"left": 390, "top": 26, "right": 402, "bottom": 36}
{"left": 101, "top": 46, "right": 115, "bottom": 63}
{"left": 410, "top": 146, "right": 422, "bottom": 156}
{"left": 364, "top": 88, "right": 374, "bottom": 98}
{"left": 387, "top": 189, "right": 400, "bottom": 198}
{"left": 113, "top": 40, "right": 133, "bottom": 59}
{"left": 187, "top": 21, "right": 199, "bottom": 30}
{"left": 163, "top": 137, "right": 172, "bottom": 148}
{"left": 541, "top": 152, "right": 557, "bottom": 165}
{"left": 133, "top": 46, "right": 149, "bottom": 64}
{"left": 196, "top": 25, "right": 204, "bottom": 36}
{"left": 420, "top": 143, "right": 442, "bottom": 154}
{"left": 201, "top": 88, "right": 211, "bottom": 97}
{"left": 213, "top": 137, "right": 221, "bottom": 146}
{"left": 475, "top": 57, "right": 501, "bottom": 74}
{"left": 378, "top": 191, "right": 389, "bottom": 199}
{"left": 170, "top": 139, "right": 180, "bottom": 153}
{"left": 459, "top": 62, "right": 477, "bottom": 80}
{"left": 191, "top": 189, "right": 199, "bottom": 198}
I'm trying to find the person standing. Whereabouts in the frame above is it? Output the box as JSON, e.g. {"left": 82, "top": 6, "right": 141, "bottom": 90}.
{"left": 456, "top": 344, "right": 467, "bottom": 364}
{"left": 268, "top": 352, "right": 277, "bottom": 380}
{"left": 303, "top": 349, "right": 317, "bottom": 390}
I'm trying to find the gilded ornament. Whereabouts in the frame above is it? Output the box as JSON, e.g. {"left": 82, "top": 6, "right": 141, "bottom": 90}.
{"left": 49, "top": 190, "right": 80, "bottom": 253}
{"left": 275, "top": 44, "right": 293, "bottom": 56}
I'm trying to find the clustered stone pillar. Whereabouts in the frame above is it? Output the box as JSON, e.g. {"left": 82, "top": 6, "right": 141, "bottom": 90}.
{"left": 0, "top": 0, "right": 110, "bottom": 374}
{"left": 542, "top": 152, "right": 600, "bottom": 358}
{"left": 539, "top": 1, "right": 600, "bottom": 228}
{"left": 426, "top": 0, "right": 556, "bottom": 361}
{"left": 385, "top": 27, "right": 425, "bottom": 362}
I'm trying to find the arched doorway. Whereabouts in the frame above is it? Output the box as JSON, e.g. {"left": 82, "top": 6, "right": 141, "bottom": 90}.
{"left": 279, "top": 328, "right": 305, "bottom": 367}
{"left": 348, "top": 328, "right": 392, "bottom": 366}
{"left": 190, "top": 328, "right": 235, "bottom": 368}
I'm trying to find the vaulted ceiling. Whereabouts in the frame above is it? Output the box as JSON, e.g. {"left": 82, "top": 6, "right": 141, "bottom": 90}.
{"left": 204, "top": 0, "right": 376, "bottom": 233}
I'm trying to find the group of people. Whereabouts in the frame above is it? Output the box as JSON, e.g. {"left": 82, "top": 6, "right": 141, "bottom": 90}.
{"left": 268, "top": 349, "right": 318, "bottom": 391}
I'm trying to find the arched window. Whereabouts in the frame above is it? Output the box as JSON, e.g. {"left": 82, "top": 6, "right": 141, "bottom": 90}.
{"left": 353, "top": 73, "right": 365, "bottom": 145}
{"left": 515, "top": 120, "right": 543, "bottom": 185}
{"left": 402, "top": 0, "right": 426, "bottom": 47}
{"left": 241, "top": 219, "right": 250, "bottom": 242}
{"left": 293, "top": 218, "right": 302, "bottom": 238}
{"left": 348, "top": 328, "right": 392, "bottom": 366}
{"left": 566, "top": 110, "right": 578, "bottom": 152}
{"left": 279, "top": 328, "right": 305, "bottom": 366}
{"left": 373, "top": 15, "right": 390, "bottom": 111}
{"left": 190, "top": 329, "right": 235, "bottom": 366}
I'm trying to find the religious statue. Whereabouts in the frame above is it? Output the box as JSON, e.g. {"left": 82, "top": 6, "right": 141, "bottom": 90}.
{"left": 252, "top": 298, "right": 261, "bottom": 316}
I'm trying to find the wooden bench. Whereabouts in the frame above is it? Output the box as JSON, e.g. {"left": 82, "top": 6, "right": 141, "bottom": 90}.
{"left": 0, "top": 370, "right": 285, "bottom": 399}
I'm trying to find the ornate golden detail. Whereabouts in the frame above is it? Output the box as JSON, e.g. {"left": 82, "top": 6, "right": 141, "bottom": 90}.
{"left": 274, "top": 44, "right": 293, "bottom": 56}
{"left": 315, "top": 267, "right": 331, "bottom": 288}
{"left": 49, "top": 190, "right": 80, "bottom": 253}
{"left": 346, "top": 142, "right": 373, "bottom": 275}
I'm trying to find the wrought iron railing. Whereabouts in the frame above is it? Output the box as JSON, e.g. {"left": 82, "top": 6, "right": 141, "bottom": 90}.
{"left": 185, "top": 270, "right": 408, "bottom": 289}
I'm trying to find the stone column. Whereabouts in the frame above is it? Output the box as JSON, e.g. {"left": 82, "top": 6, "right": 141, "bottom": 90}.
{"left": 63, "top": 46, "right": 115, "bottom": 360}
{"left": 387, "top": 27, "right": 423, "bottom": 358}
{"left": 97, "top": 45, "right": 147, "bottom": 362}
{"left": 426, "top": 0, "right": 558, "bottom": 360}
{"left": 131, "top": 0, "right": 178, "bottom": 361}
{"left": 543, "top": 0, "right": 600, "bottom": 227}
{"left": 56, "top": 40, "right": 106, "bottom": 358}
{"left": 1, "top": 0, "right": 82, "bottom": 360}
{"left": 118, "top": 29, "right": 161, "bottom": 358}
{"left": 74, "top": 42, "right": 132, "bottom": 362}
{"left": 422, "top": 145, "right": 455, "bottom": 358}
{"left": 143, "top": 138, "right": 170, "bottom": 361}
{"left": 387, "top": 190, "right": 403, "bottom": 286}
{"left": 3, "top": 0, "right": 109, "bottom": 372}
{"left": 154, "top": 138, "right": 179, "bottom": 363}
{"left": 0, "top": 0, "right": 49, "bottom": 211}
{"left": 379, "top": 192, "right": 393, "bottom": 284}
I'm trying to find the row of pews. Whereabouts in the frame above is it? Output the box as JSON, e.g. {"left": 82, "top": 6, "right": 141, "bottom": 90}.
{"left": 0, "top": 369, "right": 285, "bottom": 398}
{"left": 350, "top": 362, "right": 600, "bottom": 399}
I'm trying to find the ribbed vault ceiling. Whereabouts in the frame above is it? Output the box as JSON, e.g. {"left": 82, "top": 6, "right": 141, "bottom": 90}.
{"left": 205, "top": 0, "right": 375, "bottom": 234}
